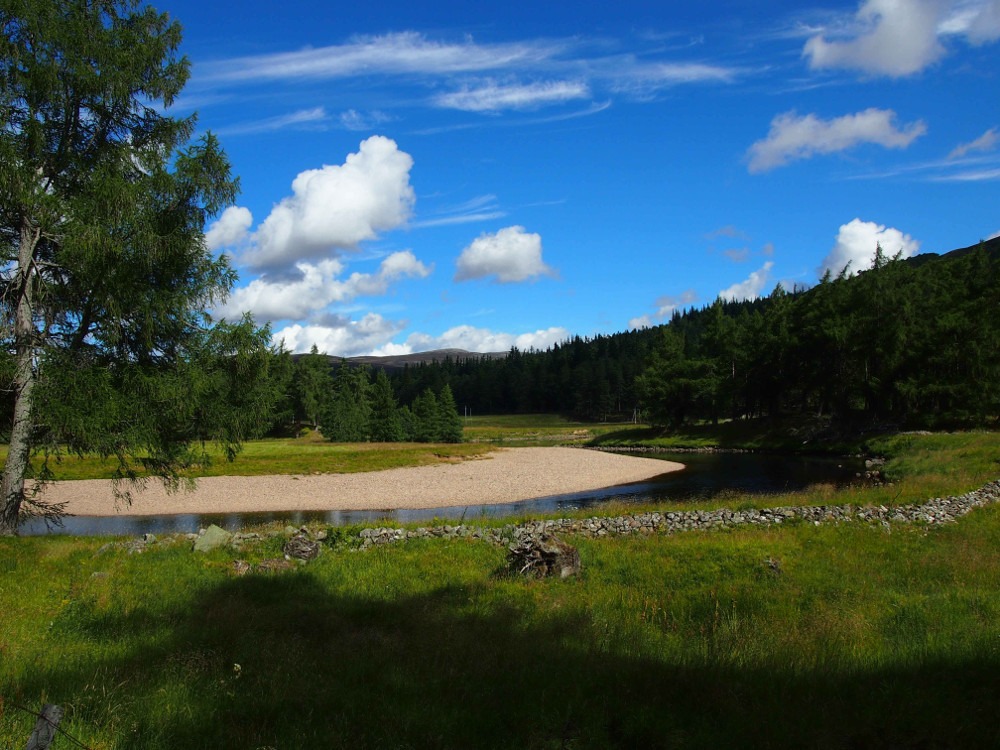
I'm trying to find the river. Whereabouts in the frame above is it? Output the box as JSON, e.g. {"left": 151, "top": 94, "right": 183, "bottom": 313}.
{"left": 20, "top": 451, "right": 865, "bottom": 536}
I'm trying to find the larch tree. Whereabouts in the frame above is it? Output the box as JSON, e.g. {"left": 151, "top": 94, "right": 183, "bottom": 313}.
{"left": 0, "top": 0, "right": 274, "bottom": 534}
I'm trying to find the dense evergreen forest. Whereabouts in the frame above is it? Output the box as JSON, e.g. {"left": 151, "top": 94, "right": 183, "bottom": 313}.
{"left": 380, "top": 238, "right": 1000, "bottom": 429}
{"left": 278, "top": 347, "right": 464, "bottom": 443}
{"left": 48, "top": 235, "right": 984, "bottom": 442}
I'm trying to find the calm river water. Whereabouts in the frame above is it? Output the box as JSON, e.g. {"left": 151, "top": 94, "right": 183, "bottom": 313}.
{"left": 21, "top": 451, "right": 864, "bottom": 536}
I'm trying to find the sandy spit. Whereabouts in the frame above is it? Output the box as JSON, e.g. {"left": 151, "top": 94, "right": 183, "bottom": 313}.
{"left": 39, "top": 447, "right": 684, "bottom": 517}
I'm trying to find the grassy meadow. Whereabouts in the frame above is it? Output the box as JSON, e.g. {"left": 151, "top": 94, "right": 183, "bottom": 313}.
{"left": 1, "top": 430, "right": 494, "bottom": 482}
{"left": 1, "top": 422, "right": 999, "bottom": 747}
{"left": 462, "top": 413, "right": 634, "bottom": 446}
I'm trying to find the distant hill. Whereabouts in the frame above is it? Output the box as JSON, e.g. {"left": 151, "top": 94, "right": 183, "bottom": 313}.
{"left": 292, "top": 348, "right": 506, "bottom": 373}
{"left": 903, "top": 235, "right": 1000, "bottom": 269}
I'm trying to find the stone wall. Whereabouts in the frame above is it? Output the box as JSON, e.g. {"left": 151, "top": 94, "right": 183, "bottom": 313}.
{"left": 353, "top": 479, "right": 1000, "bottom": 549}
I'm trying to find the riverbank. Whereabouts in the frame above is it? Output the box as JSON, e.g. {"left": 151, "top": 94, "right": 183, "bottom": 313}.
{"left": 36, "top": 447, "right": 682, "bottom": 517}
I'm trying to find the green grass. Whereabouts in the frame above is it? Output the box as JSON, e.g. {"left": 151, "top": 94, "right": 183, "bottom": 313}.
{"left": 2, "top": 430, "right": 999, "bottom": 747}
{"left": 2, "top": 431, "right": 494, "bottom": 481}
{"left": 463, "top": 413, "right": 635, "bottom": 446}
{"left": 589, "top": 415, "right": 877, "bottom": 452}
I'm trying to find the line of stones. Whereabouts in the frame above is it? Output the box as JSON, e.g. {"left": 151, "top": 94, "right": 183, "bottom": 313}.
{"left": 355, "top": 479, "right": 1000, "bottom": 549}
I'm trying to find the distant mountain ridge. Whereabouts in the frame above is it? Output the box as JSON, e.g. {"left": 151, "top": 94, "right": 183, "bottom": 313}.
{"left": 293, "top": 348, "right": 507, "bottom": 373}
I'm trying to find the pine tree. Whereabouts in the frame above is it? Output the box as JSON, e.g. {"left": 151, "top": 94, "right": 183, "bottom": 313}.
{"left": 323, "top": 363, "right": 371, "bottom": 442}
{"left": 1, "top": 0, "right": 276, "bottom": 533}
{"left": 411, "top": 389, "right": 440, "bottom": 442}
{"left": 369, "top": 369, "right": 404, "bottom": 442}
{"left": 436, "top": 384, "right": 463, "bottom": 443}
{"left": 293, "top": 346, "right": 332, "bottom": 430}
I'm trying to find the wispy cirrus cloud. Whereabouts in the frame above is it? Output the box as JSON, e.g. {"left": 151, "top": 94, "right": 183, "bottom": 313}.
{"left": 949, "top": 127, "right": 999, "bottom": 159}
{"left": 201, "top": 32, "right": 567, "bottom": 83}
{"left": 197, "top": 31, "right": 741, "bottom": 115}
{"left": 929, "top": 166, "right": 1000, "bottom": 181}
{"left": 214, "top": 107, "right": 329, "bottom": 136}
{"left": 434, "top": 80, "right": 589, "bottom": 112}
{"left": 412, "top": 194, "right": 507, "bottom": 229}
{"left": 339, "top": 109, "right": 393, "bottom": 131}
{"left": 603, "top": 59, "right": 738, "bottom": 98}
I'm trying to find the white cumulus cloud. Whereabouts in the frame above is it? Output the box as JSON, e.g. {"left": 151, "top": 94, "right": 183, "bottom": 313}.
{"left": 819, "top": 219, "right": 920, "bottom": 277}
{"left": 804, "top": 0, "right": 946, "bottom": 76}
{"left": 387, "top": 325, "right": 570, "bottom": 355}
{"left": 719, "top": 262, "right": 775, "bottom": 302}
{"left": 804, "top": 0, "right": 1000, "bottom": 77}
{"left": 215, "top": 251, "right": 430, "bottom": 322}
{"left": 242, "top": 136, "right": 415, "bottom": 269}
{"left": 205, "top": 206, "right": 253, "bottom": 251}
{"left": 273, "top": 313, "right": 408, "bottom": 356}
{"left": 747, "top": 108, "right": 926, "bottom": 173}
{"left": 940, "top": 0, "right": 1000, "bottom": 44}
{"left": 455, "top": 226, "right": 554, "bottom": 283}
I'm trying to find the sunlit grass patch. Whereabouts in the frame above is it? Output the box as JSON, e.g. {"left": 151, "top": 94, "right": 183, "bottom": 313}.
{"left": 462, "top": 413, "right": 632, "bottom": 445}
{"left": 1, "top": 438, "right": 495, "bottom": 481}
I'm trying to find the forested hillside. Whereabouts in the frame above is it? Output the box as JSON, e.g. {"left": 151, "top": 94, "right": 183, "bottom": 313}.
{"left": 385, "top": 238, "right": 1000, "bottom": 428}
{"left": 217, "top": 237, "right": 997, "bottom": 437}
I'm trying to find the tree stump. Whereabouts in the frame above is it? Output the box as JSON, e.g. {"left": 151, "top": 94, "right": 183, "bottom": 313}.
{"left": 507, "top": 534, "right": 581, "bottom": 579}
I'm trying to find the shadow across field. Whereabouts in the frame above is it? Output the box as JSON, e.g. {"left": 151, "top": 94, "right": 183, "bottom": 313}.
{"left": 17, "top": 568, "right": 1000, "bottom": 749}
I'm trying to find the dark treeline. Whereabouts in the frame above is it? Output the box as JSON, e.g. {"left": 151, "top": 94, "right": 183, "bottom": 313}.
{"left": 390, "top": 328, "right": 662, "bottom": 420}
{"left": 382, "top": 239, "right": 1000, "bottom": 429}
{"left": 276, "top": 347, "right": 463, "bottom": 443}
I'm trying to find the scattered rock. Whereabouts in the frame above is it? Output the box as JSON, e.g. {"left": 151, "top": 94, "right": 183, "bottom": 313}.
{"left": 232, "top": 560, "right": 252, "bottom": 577}
{"left": 283, "top": 533, "right": 321, "bottom": 561}
{"left": 193, "top": 524, "right": 232, "bottom": 553}
{"left": 352, "top": 479, "right": 1000, "bottom": 550}
{"left": 257, "top": 558, "right": 296, "bottom": 573}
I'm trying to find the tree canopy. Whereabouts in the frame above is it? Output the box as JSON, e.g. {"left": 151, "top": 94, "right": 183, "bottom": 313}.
{"left": 1, "top": 0, "right": 277, "bottom": 533}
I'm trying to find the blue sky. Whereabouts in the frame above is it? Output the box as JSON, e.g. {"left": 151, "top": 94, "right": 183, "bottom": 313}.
{"left": 157, "top": 0, "right": 1000, "bottom": 355}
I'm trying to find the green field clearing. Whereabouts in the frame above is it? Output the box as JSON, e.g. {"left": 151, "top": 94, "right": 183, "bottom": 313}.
{"left": 462, "top": 413, "right": 638, "bottom": 445}
{"left": 0, "top": 432, "right": 494, "bottom": 482}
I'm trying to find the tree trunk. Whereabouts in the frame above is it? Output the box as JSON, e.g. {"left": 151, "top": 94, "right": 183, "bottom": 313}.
{"left": 1, "top": 221, "right": 40, "bottom": 536}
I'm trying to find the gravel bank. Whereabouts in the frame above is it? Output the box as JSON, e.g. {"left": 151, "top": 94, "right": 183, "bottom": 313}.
{"left": 40, "top": 447, "right": 683, "bottom": 517}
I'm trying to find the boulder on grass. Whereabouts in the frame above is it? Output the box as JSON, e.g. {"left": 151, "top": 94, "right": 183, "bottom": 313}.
{"left": 193, "top": 524, "right": 232, "bottom": 553}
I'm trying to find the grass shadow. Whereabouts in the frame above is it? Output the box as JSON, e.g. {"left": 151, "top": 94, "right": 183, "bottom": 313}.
{"left": 10, "top": 555, "right": 1000, "bottom": 749}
